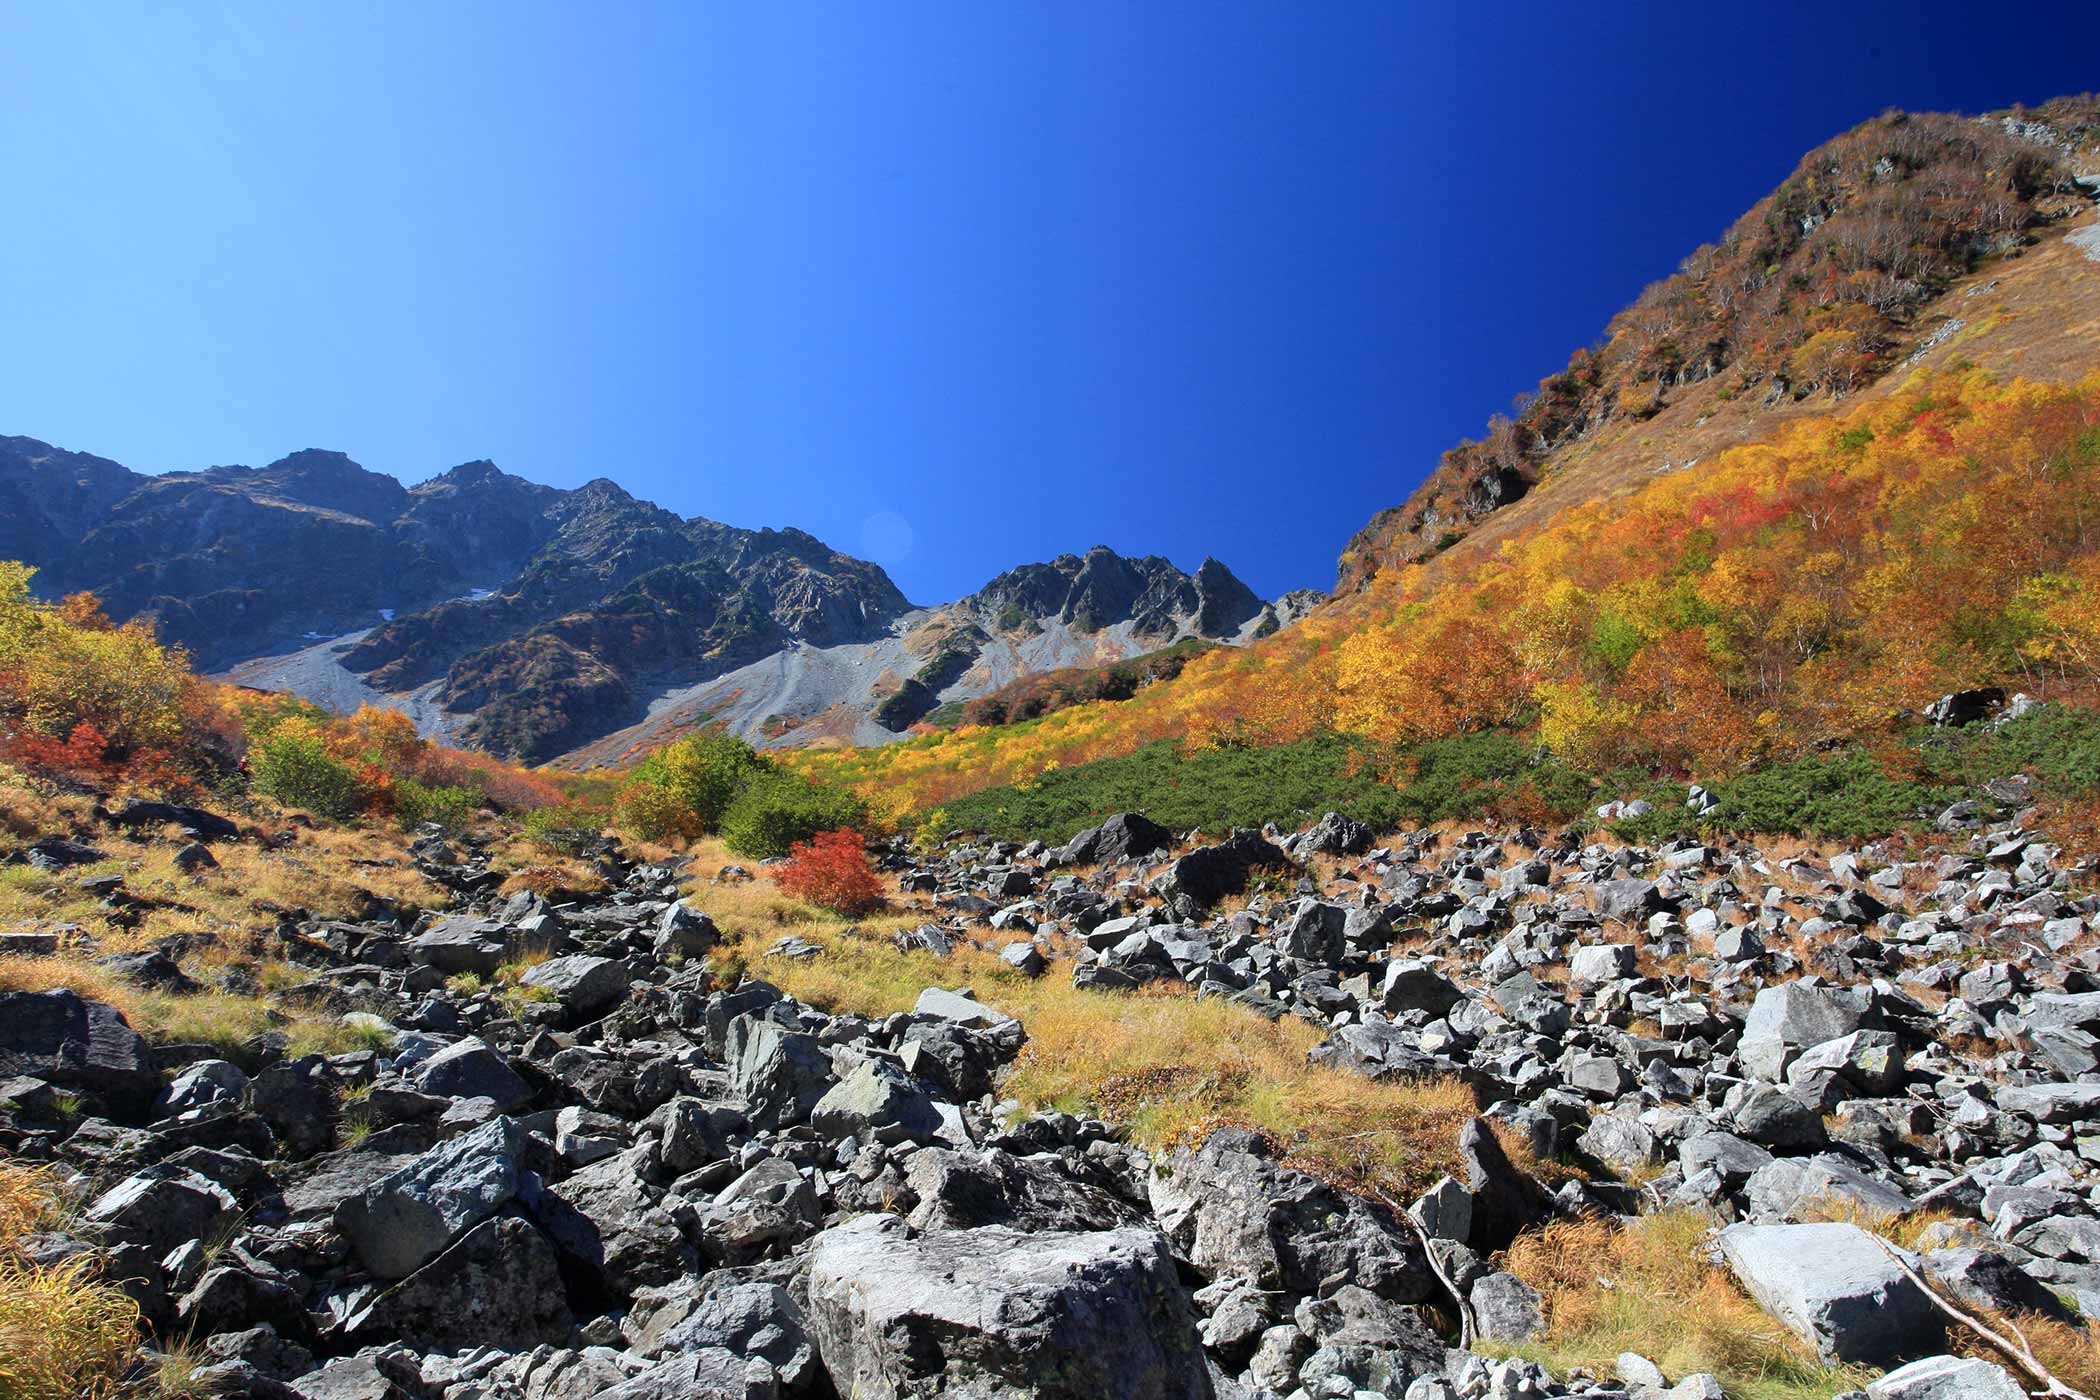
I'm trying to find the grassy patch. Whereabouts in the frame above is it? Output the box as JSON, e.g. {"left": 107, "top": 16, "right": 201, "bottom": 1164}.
{"left": 690, "top": 840, "right": 1478, "bottom": 1198}
{"left": 0, "top": 1160, "right": 139, "bottom": 1400}
{"left": 1497, "top": 1211, "right": 1877, "bottom": 1400}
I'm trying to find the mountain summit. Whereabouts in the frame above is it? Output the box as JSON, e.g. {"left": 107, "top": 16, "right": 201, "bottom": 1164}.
{"left": 0, "top": 439, "right": 1309, "bottom": 763}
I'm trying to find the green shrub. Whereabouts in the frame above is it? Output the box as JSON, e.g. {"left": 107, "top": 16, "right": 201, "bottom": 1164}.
{"left": 249, "top": 732, "right": 362, "bottom": 819}
{"left": 394, "top": 779, "right": 478, "bottom": 834}
{"left": 1711, "top": 751, "right": 1952, "bottom": 839}
{"left": 719, "top": 771, "right": 868, "bottom": 858}
{"left": 523, "top": 800, "right": 609, "bottom": 855}
{"left": 618, "top": 731, "right": 767, "bottom": 839}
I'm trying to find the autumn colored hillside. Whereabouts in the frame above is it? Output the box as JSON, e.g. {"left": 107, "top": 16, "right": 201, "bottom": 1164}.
{"left": 1337, "top": 97, "right": 2100, "bottom": 589}
{"left": 786, "top": 100, "right": 2100, "bottom": 826}
{"left": 793, "top": 366, "right": 2100, "bottom": 822}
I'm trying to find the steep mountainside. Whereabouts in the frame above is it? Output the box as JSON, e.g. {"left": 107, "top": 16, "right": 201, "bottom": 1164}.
{"left": 2, "top": 440, "right": 1306, "bottom": 764}
{"left": 792, "top": 97, "right": 2100, "bottom": 813}
{"left": 1340, "top": 98, "right": 2100, "bottom": 590}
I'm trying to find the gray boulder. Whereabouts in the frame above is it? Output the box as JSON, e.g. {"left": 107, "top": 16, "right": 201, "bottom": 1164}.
{"left": 85, "top": 1165, "right": 239, "bottom": 1257}
{"left": 1717, "top": 1221, "right": 1940, "bottom": 1366}
{"left": 1382, "top": 959, "right": 1465, "bottom": 1018}
{"left": 1470, "top": 1271, "right": 1544, "bottom": 1343}
{"left": 0, "top": 988, "right": 158, "bottom": 1110}
{"left": 411, "top": 1036, "right": 531, "bottom": 1110}
{"left": 1148, "top": 1128, "right": 1433, "bottom": 1302}
{"left": 406, "top": 915, "right": 513, "bottom": 976}
{"left": 1739, "top": 983, "right": 1866, "bottom": 1082}
{"left": 806, "top": 1213, "right": 1212, "bottom": 1400}
{"left": 333, "top": 1115, "right": 526, "bottom": 1279}
{"left": 655, "top": 904, "right": 720, "bottom": 959}
{"left": 1057, "top": 812, "right": 1173, "bottom": 867}
{"left": 520, "top": 954, "right": 632, "bottom": 1019}
{"left": 1167, "top": 831, "right": 1292, "bottom": 907}
{"left": 727, "top": 1017, "right": 837, "bottom": 1128}
{"left": 345, "top": 1215, "right": 572, "bottom": 1351}
{"left": 810, "top": 1059, "right": 941, "bottom": 1146}
{"left": 1867, "top": 1354, "right": 2025, "bottom": 1400}
{"left": 1302, "top": 811, "right": 1373, "bottom": 856}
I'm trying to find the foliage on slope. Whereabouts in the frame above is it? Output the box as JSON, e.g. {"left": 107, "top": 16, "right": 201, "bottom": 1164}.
{"left": 794, "top": 370, "right": 2100, "bottom": 818}
{"left": 1338, "top": 98, "right": 2100, "bottom": 587}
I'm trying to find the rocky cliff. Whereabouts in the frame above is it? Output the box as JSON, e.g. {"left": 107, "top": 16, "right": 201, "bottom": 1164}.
{"left": 1, "top": 439, "right": 1311, "bottom": 763}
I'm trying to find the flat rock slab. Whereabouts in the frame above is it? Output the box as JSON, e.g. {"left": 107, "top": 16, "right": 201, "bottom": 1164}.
{"left": 1717, "top": 1221, "right": 1941, "bottom": 1366}
{"left": 806, "top": 1214, "right": 1212, "bottom": 1400}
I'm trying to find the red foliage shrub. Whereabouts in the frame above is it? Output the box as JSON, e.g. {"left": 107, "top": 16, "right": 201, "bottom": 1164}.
{"left": 774, "top": 828, "right": 884, "bottom": 916}
{"left": 2, "top": 721, "right": 121, "bottom": 783}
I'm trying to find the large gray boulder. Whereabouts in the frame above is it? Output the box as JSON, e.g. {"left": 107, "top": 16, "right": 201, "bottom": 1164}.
{"left": 406, "top": 916, "right": 513, "bottom": 976}
{"left": 411, "top": 1036, "right": 531, "bottom": 1110}
{"left": 0, "top": 988, "right": 159, "bottom": 1111}
{"left": 654, "top": 903, "right": 720, "bottom": 960}
{"left": 333, "top": 1115, "right": 526, "bottom": 1279}
{"left": 805, "top": 1213, "right": 1212, "bottom": 1400}
{"left": 1148, "top": 1128, "right": 1433, "bottom": 1302}
{"left": 344, "top": 1215, "right": 572, "bottom": 1351}
{"left": 1166, "top": 831, "right": 1292, "bottom": 907}
{"left": 654, "top": 1275, "right": 817, "bottom": 1388}
{"left": 1866, "top": 1354, "right": 2026, "bottom": 1400}
{"left": 810, "top": 1059, "right": 941, "bottom": 1146}
{"left": 520, "top": 954, "right": 633, "bottom": 1019}
{"left": 1055, "top": 812, "right": 1173, "bottom": 868}
{"left": 86, "top": 1165, "right": 240, "bottom": 1257}
{"left": 727, "top": 1017, "right": 837, "bottom": 1128}
{"left": 1717, "top": 1222, "right": 1941, "bottom": 1366}
{"left": 1738, "top": 983, "right": 1867, "bottom": 1082}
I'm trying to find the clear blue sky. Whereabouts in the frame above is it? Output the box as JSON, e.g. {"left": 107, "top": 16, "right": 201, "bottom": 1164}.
{"left": 3, "top": 4, "right": 2096, "bottom": 603}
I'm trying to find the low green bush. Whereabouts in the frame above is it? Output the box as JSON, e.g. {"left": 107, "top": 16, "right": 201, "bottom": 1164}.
{"left": 719, "top": 770, "right": 868, "bottom": 858}
{"left": 249, "top": 732, "right": 362, "bottom": 820}
{"left": 394, "top": 779, "right": 479, "bottom": 834}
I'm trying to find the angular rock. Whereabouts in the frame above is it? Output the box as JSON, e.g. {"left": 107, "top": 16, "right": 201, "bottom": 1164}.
{"left": 1717, "top": 1221, "right": 1940, "bottom": 1366}
{"left": 520, "top": 954, "right": 633, "bottom": 1019}
{"left": 806, "top": 1213, "right": 1212, "bottom": 1400}
{"left": 333, "top": 1115, "right": 525, "bottom": 1280}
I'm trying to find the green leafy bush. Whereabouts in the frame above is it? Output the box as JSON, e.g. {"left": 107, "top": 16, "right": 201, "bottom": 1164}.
{"left": 523, "top": 800, "right": 609, "bottom": 855}
{"left": 617, "top": 732, "right": 767, "bottom": 840}
{"left": 249, "top": 732, "right": 362, "bottom": 819}
{"left": 719, "top": 771, "right": 868, "bottom": 858}
{"left": 394, "top": 779, "right": 479, "bottom": 834}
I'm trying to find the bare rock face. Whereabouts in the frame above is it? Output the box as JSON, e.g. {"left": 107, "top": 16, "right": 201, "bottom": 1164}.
{"left": 1147, "top": 1127, "right": 1436, "bottom": 1303}
{"left": 805, "top": 1213, "right": 1213, "bottom": 1400}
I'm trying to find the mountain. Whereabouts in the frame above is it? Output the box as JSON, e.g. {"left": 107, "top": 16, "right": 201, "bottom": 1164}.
{"left": 1340, "top": 98, "right": 2100, "bottom": 590}
{"left": 789, "top": 96, "right": 2100, "bottom": 813}
{"left": 0, "top": 439, "right": 1308, "bottom": 764}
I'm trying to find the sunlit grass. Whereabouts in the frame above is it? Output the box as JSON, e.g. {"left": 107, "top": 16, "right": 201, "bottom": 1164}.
{"left": 0, "top": 1160, "right": 139, "bottom": 1400}
{"left": 682, "top": 837, "right": 1477, "bottom": 1197}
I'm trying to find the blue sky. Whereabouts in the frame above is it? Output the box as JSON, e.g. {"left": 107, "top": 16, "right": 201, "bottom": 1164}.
{"left": 3, "top": 4, "right": 2096, "bottom": 604}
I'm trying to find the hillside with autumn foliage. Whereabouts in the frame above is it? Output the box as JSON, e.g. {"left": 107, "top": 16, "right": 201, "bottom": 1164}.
{"left": 792, "top": 364, "right": 2100, "bottom": 832}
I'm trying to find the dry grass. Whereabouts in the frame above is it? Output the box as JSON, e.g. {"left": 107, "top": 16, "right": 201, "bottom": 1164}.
{"left": 1497, "top": 1211, "right": 1877, "bottom": 1400}
{"left": 690, "top": 841, "right": 1479, "bottom": 1198}
{"left": 0, "top": 1160, "right": 139, "bottom": 1400}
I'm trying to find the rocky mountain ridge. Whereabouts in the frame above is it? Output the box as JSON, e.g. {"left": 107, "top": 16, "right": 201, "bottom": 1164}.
{"left": 0, "top": 437, "right": 1308, "bottom": 763}
{"left": 1337, "top": 97, "right": 2100, "bottom": 591}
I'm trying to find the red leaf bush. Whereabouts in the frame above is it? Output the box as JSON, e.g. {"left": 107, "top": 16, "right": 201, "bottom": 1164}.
{"left": 774, "top": 828, "right": 884, "bottom": 916}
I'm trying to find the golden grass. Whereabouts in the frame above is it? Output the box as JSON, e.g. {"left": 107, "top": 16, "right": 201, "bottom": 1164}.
{"left": 0, "top": 1161, "right": 139, "bottom": 1400}
{"left": 687, "top": 840, "right": 1479, "bottom": 1198}
{"left": 1497, "top": 1211, "right": 1878, "bottom": 1400}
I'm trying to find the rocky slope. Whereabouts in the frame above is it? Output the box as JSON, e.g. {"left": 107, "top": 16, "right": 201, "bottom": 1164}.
{"left": 4, "top": 700, "right": 2097, "bottom": 1398}
{"left": 1338, "top": 98, "right": 2100, "bottom": 591}
{"left": 2, "top": 438, "right": 1308, "bottom": 763}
